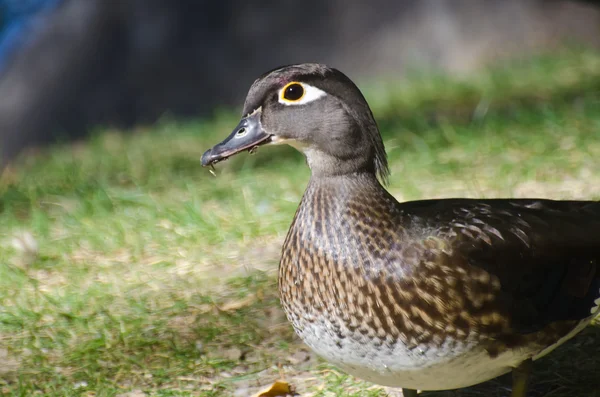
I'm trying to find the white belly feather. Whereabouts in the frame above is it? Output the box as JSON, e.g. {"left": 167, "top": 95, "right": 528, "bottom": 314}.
{"left": 294, "top": 314, "right": 597, "bottom": 391}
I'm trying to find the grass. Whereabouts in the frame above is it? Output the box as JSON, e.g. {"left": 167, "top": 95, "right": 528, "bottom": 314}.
{"left": 1, "top": 48, "right": 600, "bottom": 396}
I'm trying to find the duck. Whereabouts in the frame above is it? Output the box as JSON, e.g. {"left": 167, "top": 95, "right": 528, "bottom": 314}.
{"left": 201, "top": 63, "right": 600, "bottom": 397}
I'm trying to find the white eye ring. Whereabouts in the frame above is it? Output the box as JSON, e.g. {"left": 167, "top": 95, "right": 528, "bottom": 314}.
{"left": 278, "top": 82, "right": 326, "bottom": 106}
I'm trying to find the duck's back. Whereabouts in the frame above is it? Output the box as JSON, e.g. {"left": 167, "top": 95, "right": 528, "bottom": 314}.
{"left": 403, "top": 198, "right": 600, "bottom": 334}
{"left": 278, "top": 175, "right": 600, "bottom": 389}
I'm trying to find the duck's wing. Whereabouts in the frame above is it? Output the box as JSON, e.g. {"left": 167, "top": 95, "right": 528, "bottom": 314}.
{"left": 405, "top": 199, "right": 600, "bottom": 335}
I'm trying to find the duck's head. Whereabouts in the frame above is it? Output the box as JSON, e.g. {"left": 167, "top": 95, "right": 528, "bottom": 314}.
{"left": 201, "top": 63, "right": 389, "bottom": 181}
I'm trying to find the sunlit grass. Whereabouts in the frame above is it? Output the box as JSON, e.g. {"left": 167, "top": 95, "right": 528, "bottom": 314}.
{"left": 1, "top": 49, "right": 600, "bottom": 396}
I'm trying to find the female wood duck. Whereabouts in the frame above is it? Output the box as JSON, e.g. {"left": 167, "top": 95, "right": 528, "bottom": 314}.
{"left": 201, "top": 64, "right": 600, "bottom": 397}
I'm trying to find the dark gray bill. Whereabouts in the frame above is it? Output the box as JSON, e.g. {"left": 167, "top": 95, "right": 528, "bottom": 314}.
{"left": 201, "top": 110, "right": 271, "bottom": 167}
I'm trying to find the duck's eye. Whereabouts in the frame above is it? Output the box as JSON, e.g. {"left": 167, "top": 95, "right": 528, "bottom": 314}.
{"left": 282, "top": 82, "right": 305, "bottom": 102}
{"left": 278, "top": 81, "right": 327, "bottom": 106}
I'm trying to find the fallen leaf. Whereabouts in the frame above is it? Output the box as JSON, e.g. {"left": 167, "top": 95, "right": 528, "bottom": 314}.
{"left": 252, "top": 380, "right": 295, "bottom": 397}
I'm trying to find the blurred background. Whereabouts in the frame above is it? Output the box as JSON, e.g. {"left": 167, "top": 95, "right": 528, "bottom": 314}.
{"left": 1, "top": 0, "right": 600, "bottom": 165}
{"left": 2, "top": 1, "right": 600, "bottom": 396}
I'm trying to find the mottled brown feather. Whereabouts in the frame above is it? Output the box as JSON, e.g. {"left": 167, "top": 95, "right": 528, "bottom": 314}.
{"left": 279, "top": 173, "right": 600, "bottom": 359}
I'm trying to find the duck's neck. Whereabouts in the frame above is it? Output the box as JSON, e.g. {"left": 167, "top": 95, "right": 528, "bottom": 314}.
{"left": 305, "top": 172, "right": 386, "bottom": 201}
{"left": 292, "top": 171, "right": 401, "bottom": 234}
{"left": 303, "top": 147, "right": 377, "bottom": 180}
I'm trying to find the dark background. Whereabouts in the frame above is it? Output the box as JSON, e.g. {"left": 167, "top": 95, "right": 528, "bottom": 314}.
{"left": 1, "top": 0, "right": 599, "bottom": 165}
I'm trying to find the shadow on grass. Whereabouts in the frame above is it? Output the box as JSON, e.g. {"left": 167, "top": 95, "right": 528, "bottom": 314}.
{"left": 420, "top": 324, "right": 600, "bottom": 397}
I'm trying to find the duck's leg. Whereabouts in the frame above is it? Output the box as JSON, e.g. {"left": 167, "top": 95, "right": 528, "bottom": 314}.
{"left": 402, "top": 389, "right": 418, "bottom": 397}
{"left": 511, "top": 358, "right": 532, "bottom": 397}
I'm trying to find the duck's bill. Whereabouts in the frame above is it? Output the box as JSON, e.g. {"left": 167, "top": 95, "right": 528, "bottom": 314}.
{"left": 201, "top": 110, "right": 272, "bottom": 167}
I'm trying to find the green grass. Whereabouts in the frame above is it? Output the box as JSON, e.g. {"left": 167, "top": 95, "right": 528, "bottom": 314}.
{"left": 1, "top": 48, "right": 600, "bottom": 396}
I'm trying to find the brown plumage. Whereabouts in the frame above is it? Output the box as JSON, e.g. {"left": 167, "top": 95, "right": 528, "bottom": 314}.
{"left": 280, "top": 174, "right": 598, "bottom": 354}
{"left": 202, "top": 64, "right": 600, "bottom": 396}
